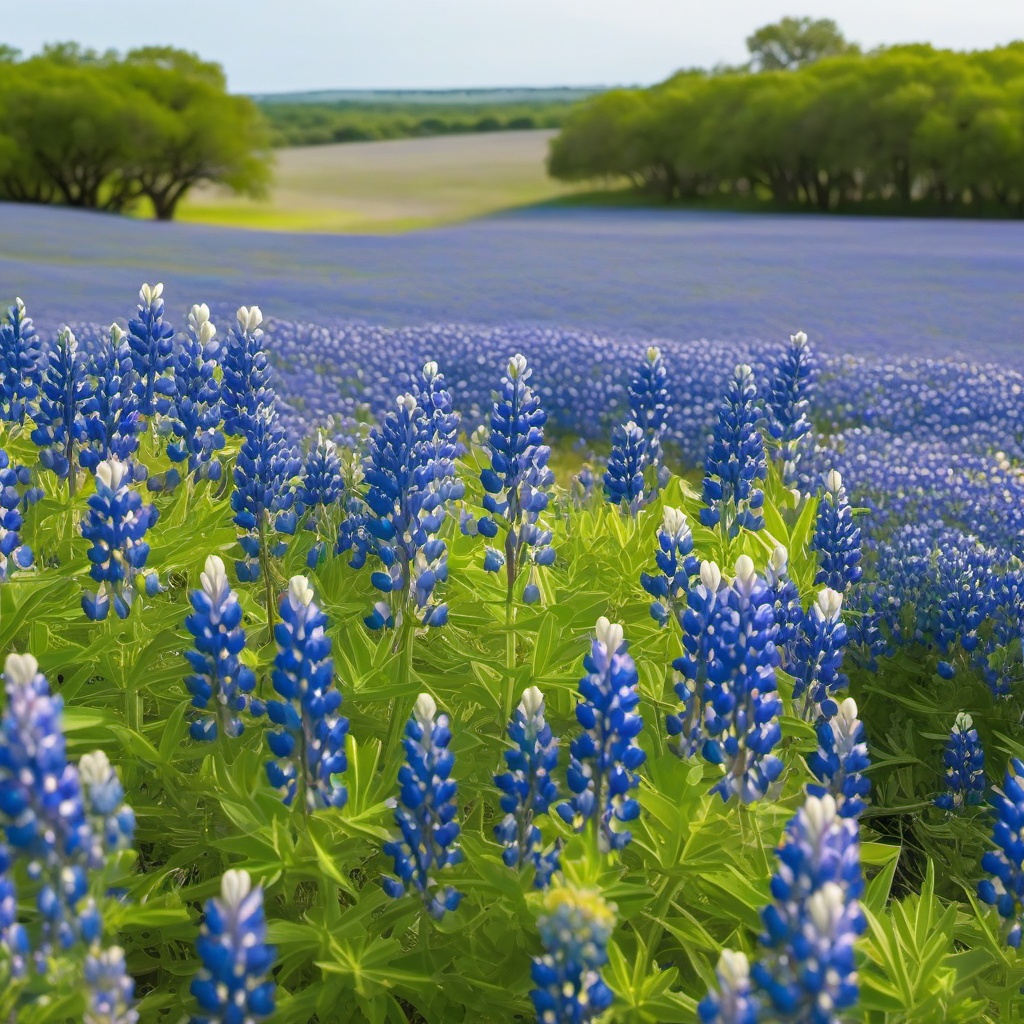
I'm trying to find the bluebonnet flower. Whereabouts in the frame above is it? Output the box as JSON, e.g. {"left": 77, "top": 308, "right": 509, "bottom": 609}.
{"left": 411, "top": 360, "right": 465, "bottom": 504}
{"left": 0, "top": 297, "right": 42, "bottom": 424}
{"left": 382, "top": 693, "right": 463, "bottom": 919}
{"left": 82, "top": 325, "right": 142, "bottom": 475}
{"left": 81, "top": 459, "right": 160, "bottom": 620}
{"left": 700, "top": 365, "right": 766, "bottom": 536}
{"left": 167, "top": 304, "right": 224, "bottom": 484}
{"left": 467, "top": 354, "right": 555, "bottom": 604}
{"left": 360, "top": 394, "right": 448, "bottom": 630}
{"left": 935, "top": 712, "right": 986, "bottom": 812}
{"left": 126, "top": 283, "right": 176, "bottom": 418}
{"left": 0, "top": 653, "right": 101, "bottom": 958}
{"left": 674, "top": 557, "right": 784, "bottom": 804}
{"left": 807, "top": 697, "right": 871, "bottom": 819}
{"left": 763, "top": 331, "right": 816, "bottom": 489}
{"left": 0, "top": 449, "right": 33, "bottom": 581}
{"left": 640, "top": 506, "right": 697, "bottom": 627}
{"left": 791, "top": 588, "right": 849, "bottom": 721}
{"left": 603, "top": 420, "right": 649, "bottom": 515}
{"left": 191, "top": 869, "right": 276, "bottom": 1024}
{"left": 221, "top": 306, "right": 275, "bottom": 437}
{"left": 628, "top": 345, "right": 670, "bottom": 493}
{"left": 494, "top": 686, "right": 561, "bottom": 887}
{"left": 231, "top": 407, "right": 299, "bottom": 585}
{"left": 765, "top": 544, "right": 801, "bottom": 667}
{"left": 184, "top": 555, "right": 259, "bottom": 742}
{"left": 78, "top": 750, "right": 136, "bottom": 862}
{"left": 0, "top": 844, "right": 29, "bottom": 978}
{"left": 265, "top": 576, "right": 349, "bottom": 811}
{"left": 31, "top": 327, "right": 93, "bottom": 496}
{"left": 978, "top": 758, "right": 1024, "bottom": 947}
{"left": 297, "top": 432, "right": 344, "bottom": 569}
{"left": 698, "top": 950, "right": 759, "bottom": 1024}
{"left": 557, "top": 618, "right": 645, "bottom": 853}
{"left": 84, "top": 946, "right": 138, "bottom": 1024}
{"left": 812, "top": 471, "right": 862, "bottom": 593}
{"left": 752, "top": 792, "right": 866, "bottom": 1022}
{"left": 531, "top": 884, "right": 615, "bottom": 1024}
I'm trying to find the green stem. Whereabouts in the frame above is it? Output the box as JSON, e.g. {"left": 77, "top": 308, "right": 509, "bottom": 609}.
{"left": 386, "top": 617, "right": 416, "bottom": 762}
{"left": 258, "top": 511, "right": 276, "bottom": 647}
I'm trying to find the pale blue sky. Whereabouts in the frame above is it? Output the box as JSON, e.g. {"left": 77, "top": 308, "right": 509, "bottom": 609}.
{"left": 6, "top": 0, "right": 1023, "bottom": 93}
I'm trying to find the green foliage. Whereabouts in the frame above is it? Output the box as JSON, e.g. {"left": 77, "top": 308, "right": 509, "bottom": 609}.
{"left": 1, "top": 422, "right": 1022, "bottom": 1021}
{"left": 746, "top": 17, "right": 857, "bottom": 72}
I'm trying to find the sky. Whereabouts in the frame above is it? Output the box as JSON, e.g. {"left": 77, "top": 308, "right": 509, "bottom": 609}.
{"left": 5, "top": 0, "right": 1024, "bottom": 94}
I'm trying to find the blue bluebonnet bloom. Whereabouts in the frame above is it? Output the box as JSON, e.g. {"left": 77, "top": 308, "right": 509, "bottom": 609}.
{"left": 530, "top": 884, "right": 615, "bottom": 1024}
{"left": 382, "top": 693, "right": 463, "bottom": 918}
{"left": 84, "top": 946, "right": 138, "bottom": 1024}
{"left": 765, "top": 544, "right": 801, "bottom": 667}
{"left": 807, "top": 697, "right": 871, "bottom": 819}
{"left": 628, "top": 345, "right": 670, "bottom": 493}
{"left": 603, "top": 420, "right": 650, "bottom": 515}
{"left": 752, "top": 792, "right": 866, "bottom": 1022}
{"left": 557, "top": 618, "right": 645, "bottom": 853}
{"left": 978, "top": 758, "right": 1024, "bottom": 947}
{"left": 700, "top": 364, "right": 766, "bottom": 536}
{"left": 127, "top": 283, "right": 176, "bottom": 418}
{"left": 231, "top": 407, "right": 299, "bottom": 584}
{"left": 791, "top": 588, "right": 849, "bottom": 721}
{"left": 359, "top": 394, "right": 448, "bottom": 630}
{"left": 167, "top": 304, "right": 225, "bottom": 484}
{"left": 82, "top": 325, "right": 142, "bottom": 475}
{"left": 81, "top": 459, "right": 160, "bottom": 620}
{"left": 0, "top": 297, "right": 42, "bottom": 424}
{"left": 674, "top": 557, "right": 784, "bottom": 804}
{"left": 0, "top": 844, "right": 29, "bottom": 978}
{"left": 763, "top": 331, "right": 816, "bottom": 489}
{"left": 31, "top": 327, "right": 93, "bottom": 495}
{"left": 467, "top": 354, "right": 555, "bottom": 604}
{"left": 935, "top": 712, "right": 986, "bottom": 812}
{"left": 184, "top": 555, "right": 259, "bottom": 742}
{"left": 411, "top": 360, "right": 465, "bottom": 504}
{"left": 494, "top": 686, "right": 561, "bottom": 887}
{"left": 698, "top": 950, "right": 759, "bottom": 1024}
{"left": 221, "top": 306, "right": 276, "bottom": 437}
{"left": 78, "top": 750, "right": 136, "bottom": 863}
{"left": 640, "top": 506, "right": 697, "bottom": 627}
{"left": 298, "top": 432, "right": 344, "bottom": 569}
{"left": 265, "top": 576, "right": 349, "bottom": 811}
{"left": 0, "top": 449, "right": 33, "bottom": 581}
{"left": 0, "top": 653, "right": 101, "bottom": 958}
{"left": 812, "top": 471, "right": 862, "bottom": 593}
{"left": 191, "top": 869, "right": 276, "bottom": 1024}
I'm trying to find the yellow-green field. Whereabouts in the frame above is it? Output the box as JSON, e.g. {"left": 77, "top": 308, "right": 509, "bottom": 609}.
{"left": 179, "top": 129, "right": 587, "bottom": 233}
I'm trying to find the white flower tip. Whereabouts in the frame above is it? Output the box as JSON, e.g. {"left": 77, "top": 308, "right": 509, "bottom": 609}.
{"left": 735, "top": 363, "right": 753, "bottom": 378}
{"left": 236, "top": 305, "right": 263, "bottom": 333}
{"left": 189, "top": 302, "right": 211, "bottom": 326}
{"left": 770, "top": 543, "right": 789, "bottom": 572}
{"left": 288, "top": 575, "right": 315, "bottom": 607}
{"left": 837, "top": 696, "right": 859, "bottom": 723}
{"left": 220, "top": 869, "right": 252, "bottom": 908}
{"left": 717, "top": 949, "right": 750, "bottom": 987}
{"left": 140, "top": 282, "right": 163, "bottom": 306}
{"left": 700, "top": 560, "right": 722, "bottom": 592}
{"left": 816, "top": 587, "right": 843, "bottom": 621}
{"left": 803, "top": 792, "right": 838, "bottom": 837}
{"left": 520, "top": 685, "right": 544, "bottom": 720}
{"left": 825, "top": 469, "right": 843, "bottom": 494}
{"left": 645, "top": 345, "right": 661, "bottom": 363}
{"left": 422, "top": 360, "right": 439, "bottom": 379}
{"left": 734, "top": 554, "right": 756, "bottom": 586}
{"left": 954, "top": 711, "right": 974, "bottom": 733}
{"left": 4, "top": 652, "right": 38, "bottom": 686}
{"left": 414, "top": 692, "right": 437, "bottom": 727}
{"left": 807, "top": 882, "right": 844, "bottom": 931}
{"left": 96, "top": 458, "right": 129, "bottom": 493}
{"left": 791, "top": 330, "right": 808, "bottom": 348}
{"left": 201, "top": 555, "right": 228, "bottom": 597}
{"left": 199, "top": 321, "right": 217, "bottom": 346}
{"left": 59, "top": 326, "right": 77, "bottom": 353}
{"left": 397, "top": 393, "right": 418, "bottom": 413}
{"left": 595, "top": 615, "right": 625, "bottom": 654}
{"left": 78, "top": 749, "right": 112, "bottom": 786}
{"left": 14, "top": 296, "right": 25, "bottom": 313}
{"left": 507, "top": 353, "right": 528, "bottom": 379}
{"left": 662, "top": 506, "right": 688, "bottom": 536}
{"left": 108, "top": 323, "right": 125, "bottom": 345}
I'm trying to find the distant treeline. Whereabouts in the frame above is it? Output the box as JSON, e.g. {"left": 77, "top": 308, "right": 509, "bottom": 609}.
{"left": 549, "top": 43, "right": 1024, "bottom": 216}
{"left": 0, "top": 44, "right": 269, "bottom": 219}
{"left": 259, "top": 99, "right": 579, "bottom": 148}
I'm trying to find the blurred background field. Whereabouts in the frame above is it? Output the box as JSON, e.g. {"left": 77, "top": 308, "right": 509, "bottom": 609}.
{"left": 178, "top": 131, "right": 586, "bottom": 233}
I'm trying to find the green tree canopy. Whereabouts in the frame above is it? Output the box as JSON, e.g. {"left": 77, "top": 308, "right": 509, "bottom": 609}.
{"left": 746, "top": 16, "right": 856, "bottom": 71}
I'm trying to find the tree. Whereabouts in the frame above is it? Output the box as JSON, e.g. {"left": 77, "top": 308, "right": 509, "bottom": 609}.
{"left": 746, "top": 17, "right": 856, "bottom": 71}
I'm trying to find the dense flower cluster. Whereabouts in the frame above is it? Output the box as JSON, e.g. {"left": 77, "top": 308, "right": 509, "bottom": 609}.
{"left": 812, "top": 471, "right": 862, "bottom": 593}
{"left": 791, "top": 588, "right": 849, "bottom": 721}
{"left": 762, "top": 331, "right": 816, "bottom": 489}
{"left": 603, "top": 420, "right": 650, "bottom": 515}
{"left": 0, "top": 449, "right": 33, "bottom": 581}
{"left": 807, "top": 697, "right": 871, "bottom": 819}
{"left": 297, "top": 431, "right": 344, "bottom": 568}
{"left": 126, "top": 283, "right": 176, "bottom": 418}
{"left": 698, "top": 950, "right": 759, "bottom": 1024}
{"left": 84, "top": 946, "right": 138, "bottom": 1024}
{"left": 81, "top": 325, "right": 142, "bottom": 477}
{"left": 978, "top": 758, "right": 1024, "bottom": 947}
{"left": 627, "top": 345, "right": 670, "bottom": 493}
{"left": 221, "top": 305, "right": 275, "bottom": 437}
{"left": 935, "top": 712, "right": 986, "bottom": 812}
{"left": 640, "top": 506, "right": 698, "bottom": 628}
{"left": 0, "top": 297, "right": 42, "bottom": 423}
{"left": 557, "top": 618, "right": 645, "bottom": 853}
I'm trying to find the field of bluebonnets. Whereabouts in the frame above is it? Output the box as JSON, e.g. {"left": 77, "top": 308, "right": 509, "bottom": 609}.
{"left": 3, "top": 271, "right": 1024, "bottom": 1024}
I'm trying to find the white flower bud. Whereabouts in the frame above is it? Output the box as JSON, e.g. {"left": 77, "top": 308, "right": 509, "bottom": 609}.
{"left": 700, "top": 560, "right": 722, "bottom": 593}
{"left": 770, "top": 544, "right": 789, "bottom": 574}
{"left": 954, "top": 711, "right": 973, "bottom": 733}
{"left": 78, "top": 750, "right": 112, "bottom": 787}
{"left": 646, "top": 345, "right": 661, "bottom": 363}
{"left": 519, "top": 685, "right": 544, "bottom": 720}
{"left": 189, "top": 303, "right": 211, "bottom": 329}
{"left": 507, "top": 353, "right": 528, "bottom": 380}
{"left": 802, "top": 793, "right": 838, "bottom": 841}
{"left": 140, "top": 282, "right": 163, "bottom": 307}
{"left": 220, "top": 869, "right": 252, "bottom": 908}
{"left": 791, "top": 330, "right": 808, "bottom": 348}
{"left": 288, "top": 575, "right": 314, "bottom": 607}
{"left": 662, "top": 506, "right": 688, "bottom": 537}
{"left": 807, "top": 881, "right": 844, "bottom": 933}
{"left": 108, "top": 323, "right": 125, "bottom": 346}
{"left": 736, "top": 363, "right": 753, "bottom": 378}
{"left": 816, "top": 587, "right": 843, "bottom": 622}
{"left": 716, "top": 949, "right": 750, "bottom": 988}
{"left": 734, "top": 554, "right": 756, "bottom": 586}
{"left": 96, "top": 458, "right": 130, "bottom": 493}
{"left": 414, "top": 692, "right": 438, "bottom": 730}
{"left": 422, "top": 360, "right": 439, "bottom": 380}
{"left": 825, "top": 469, "right": 843, "bottom": 495}
{"left": 200, "top": 555, "right": 230, "bottom": 602}
{"left": 236, "top": 305, "right": 263, "bottom": 334}
{"left": 397, "top": 393, "right": 417, "bottom": 412}
{"left": 595, "top": 616, "right": 624, "bottom": 654}
{"left": 4, "top": 652, "right": 38, "bottom": 686}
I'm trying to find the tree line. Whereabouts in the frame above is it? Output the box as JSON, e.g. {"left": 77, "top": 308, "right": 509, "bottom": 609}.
{"left": 549, "top": 30, "right": 1024, "bottom": 216}
{"left": 0, "top": 44, "right": 270, "bottom": 220}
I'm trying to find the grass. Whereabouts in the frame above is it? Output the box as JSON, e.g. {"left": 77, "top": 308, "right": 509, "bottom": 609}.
{"left": 179, "top": 130, "right": 591, "bottom": 234}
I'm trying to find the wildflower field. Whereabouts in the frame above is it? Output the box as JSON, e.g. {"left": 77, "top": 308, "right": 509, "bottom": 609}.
{"left": 3, "top": 273, "right": 1024, "bottom": 1024}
